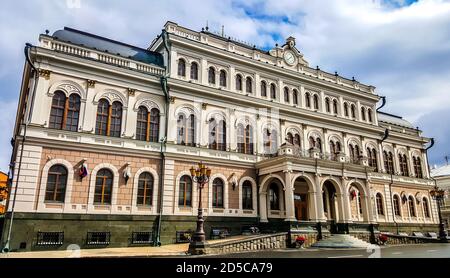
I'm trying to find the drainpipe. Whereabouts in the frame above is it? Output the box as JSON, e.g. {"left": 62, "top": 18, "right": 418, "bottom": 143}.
{"left": 154, "top": 29, "right": 171, "bottom": 246}
{"left": 2, "top": 43, "right": 38, "bottom": 253}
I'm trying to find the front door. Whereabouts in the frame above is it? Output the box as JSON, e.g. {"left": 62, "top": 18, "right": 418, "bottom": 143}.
{"left": 294, "top": 194, "right": 308, "bottom": 221}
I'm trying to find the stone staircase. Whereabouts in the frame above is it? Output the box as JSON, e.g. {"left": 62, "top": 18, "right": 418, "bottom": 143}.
{"left": 312, "top": 234, "right": 373, "bottom": 248}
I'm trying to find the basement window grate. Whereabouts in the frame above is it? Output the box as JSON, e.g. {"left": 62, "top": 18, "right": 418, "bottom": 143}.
{"left": 36, "top": 232, "right": 64, "bottom": 246}
{"left": 86, "top": 232, "right": 110, "bottom": 245}
{"left": 131, "top": 232, "right": 153, "bottom": 244}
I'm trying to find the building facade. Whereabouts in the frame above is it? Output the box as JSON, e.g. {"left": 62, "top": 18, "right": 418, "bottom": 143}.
{"left": 431, "top": 165, "right": 450, "bottom": 233}
{"left": 1, "top": 22, "right": 439, "bottom": 251}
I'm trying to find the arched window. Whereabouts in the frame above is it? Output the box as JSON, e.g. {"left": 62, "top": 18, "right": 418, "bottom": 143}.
{"left": 137, "top": 172, "right": 153, "bottom": 206}
{"left": 368, "top": 109, "right": 373, "bottom": 123}
{"left": 236, "top": 75, "right": 242, "bottom": 91}
{"left": 94, "top": 168, "right": 113, "bottom": 205}
{"left": 190, "top": 62, "right": 198, "bottom": 80}
{"left": 333, "top": 99, "right": 338, "bottom": 115}
{"left": 45, "top": 164, "right": 68, "bottom": 202}
{"left": 263, "top": 128, "right": 277, "bottom": 154}
{"left": 269, "top": 183, "right": 280, "bottom": 210}
{"left": 351, "top": 104, "right": 356, "bottom": 119}
{"left": 284, "top": 87, "right": 289, "bottom": 103}
{"left": 270, "top": 83, "right": 276, "bottom": 99}
{"left": 294, "top": 134, "right": 301, "bottom": 147}
{"left": 384, "top": 151, "right": 394, "bottom": 174}
{"left": 316, "top": 137, "right": 322, "bottom": 151}
{"left": 286, "top": 132, "right": 293, "bottom": 144}
{"left": 313, "top": 94, "right": 319, "bottom": 110}
{"left": 261, "top": 81, "right": 267, "bottom": 97}
{"left": 49, "top": 91, "right": 66, "bottom": 129}
{"left": 178, "top": 175, "right": 192, "bottom": 207}
{"left": 349, "top": 144, "right": 360, "bottom": 163}
{"left": 309, "top": 136, "right": 322, "bottom": 151}
{"left": 399, "top": 154, "right": 409, "bottom": 176}
{"left": 408, "top": 196, "right": 416, "bottom": 217}
{"left": 66, "top": 94, "right": 81, "bottom": 131}
{"left": 330, "top": 141, "right": 340, "bottom": 161}
{"left": 110, "top": 101, "right": 123, "bottom": 137}
{"left": 325, "top": 98, "right": 330, "bottom": 113}
{"left": 376, "top": 193, "right": 384, "bottom": 215}
{"left": 367, "top": 148, "right": 378, "bottom": 171}
{"left": 242, "top": 180, "right": 253, "bottom": 210}
{"left": 209, "top": 119, "right": 226, "bottom": 151}
{"left": 49, "top": 91, "right": 81, "bottom": 131}
{"left": 361, "top": 107, "right": 366, "bottom": 121}
{"left": 246, "top": 77, "right": 252, "bottom": 93}
{"left": 330, "top": 141, "right": 336, "bottom": 160}
{"left": 96, "top": 99, "right": 123, "bottom": 137}
{"left": 237, "top": 124, "right": 253, "bottom": 154}
{"left": 393, "top": 195, "right": 401, "bottom": 216}
{"left": 177, "top": 59, "right": 186, "bottom": 77}
{"left": 136, "top": 106, "right": 159, "bottom": 142}
{"left": 136, "top": 106, "right": 149, "bottom": 141}
{"left": 212, "top": 178, "right": 224, "bottom": 208}
{"left": 344, "top": 103, "right": 349, "bottom": 117}
{"left": 177, "top": 114, "right": 195, "bottom": 146}
{"left": 305, "top": 92, "right": 311, "bottom": 108}
{"left": 423, "top": 197, "right": 430, "bottom": 218}
{"left": 208, "top": 67, "right": 215, "bottom": 84}
{"left": 293, "top": 89, "right": 298, "bottom": 105}
{"left": 413, "top": 156, "right": 423, "bottom": 178}
{"left": 220, "top": 70, "right": 227, "bottom": 87}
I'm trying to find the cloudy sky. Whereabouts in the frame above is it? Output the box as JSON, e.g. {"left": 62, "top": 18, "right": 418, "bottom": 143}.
{"left": 0, "top": 0, "right": 449, "bottom": 172}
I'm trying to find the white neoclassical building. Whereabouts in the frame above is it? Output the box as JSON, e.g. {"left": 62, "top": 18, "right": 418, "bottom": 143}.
{"left": 1, "top": 22, "right": 439, "bottom": 251}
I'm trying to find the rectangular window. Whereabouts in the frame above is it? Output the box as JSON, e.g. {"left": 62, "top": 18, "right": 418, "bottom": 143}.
{"left": 86, "top": 232, "right": 110, "bottom": 245}
{"left": 36, "top": 232, "right": 64, "bottom": 246}
{"left": 131, "top": 232, "right": 153, "bottom": 244}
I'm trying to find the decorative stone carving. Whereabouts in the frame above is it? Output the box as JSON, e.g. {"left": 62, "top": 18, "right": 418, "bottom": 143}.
{"left": 127, "top": 88, "right": 136, "bottom": 96}
{"left": 39, "top": 69, "right": 51, "bottom": 79}
{"left": 202, "top": 103, "right": 207, "bottom": 110}
{"left": 87, "top": 79, "right": 96, "bottom": 88}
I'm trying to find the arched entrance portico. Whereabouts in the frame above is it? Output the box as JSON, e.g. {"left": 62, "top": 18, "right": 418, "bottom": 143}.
{"left": 346, "top": 181, "right": 370, "bottom": 223}
{"left": 293, "top": 176, "right": 317, "bottom": 221}
{"left": 259, "top": 176, "right": 285, "bottom": 222}
{"left": 322, "top": 180, "right": 339, "bottom": 221}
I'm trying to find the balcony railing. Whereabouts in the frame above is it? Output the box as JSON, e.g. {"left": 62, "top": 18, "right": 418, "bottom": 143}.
{"left": 44, "top": 39, "right": 165, "bottom": 76}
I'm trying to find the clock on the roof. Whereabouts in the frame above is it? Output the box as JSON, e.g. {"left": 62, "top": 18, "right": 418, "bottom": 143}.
{"left": 283, "top": 50, "right": 296, "bottom": 66}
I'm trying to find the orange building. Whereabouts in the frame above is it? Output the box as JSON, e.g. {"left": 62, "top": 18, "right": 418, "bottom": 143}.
{"left": 0, "top": 171, "right": 8, "bottom": 214}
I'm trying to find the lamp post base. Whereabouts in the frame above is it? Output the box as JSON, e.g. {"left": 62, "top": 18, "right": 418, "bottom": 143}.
{"left": 188, "top": 241, "right": 210, "bottom": 255}
{"left": 439, "top": 223, "right": 448, "bottom": 242}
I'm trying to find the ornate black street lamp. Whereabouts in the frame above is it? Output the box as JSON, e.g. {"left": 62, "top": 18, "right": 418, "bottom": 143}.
{"left": 430, "top": 185, "right": 448, "bottom": 241}
{"left": 188, "top": 162, "right": 211, "bottom": 255}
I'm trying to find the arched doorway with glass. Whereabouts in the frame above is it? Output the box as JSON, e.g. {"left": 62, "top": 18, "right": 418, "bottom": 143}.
{"left": 321, "top": 179, "right": 344, "bottom": 233}
{"left": 293, "top": 176, "right": 316, "bottom": 221}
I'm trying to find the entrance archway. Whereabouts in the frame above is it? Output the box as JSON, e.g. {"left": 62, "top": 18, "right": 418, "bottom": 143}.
{"left": 322, "top": 180, "right": 339, "bottom": 221}
{"left": 293, "top": 177, "right": 312, "bottom": 221}
{"left": 347, "top": 182, "right": 369, "bottom": 223}
{"left": 259, "top": 176, "right": 285, "bottom": 222}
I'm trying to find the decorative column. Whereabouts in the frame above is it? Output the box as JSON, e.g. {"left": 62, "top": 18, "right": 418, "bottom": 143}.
{"left": 201, "top": 58, "right": 208, "bottom": 86}
{"left": 124, "top": 88, "right": 136, "bottom": 138}
{"left": 284, "top": 170, "right": 296, "bottom": 222}
{"left": 255, "top": 73, "right": 261, "bottom": 98}
{"left": 315, "top": 174, "right": 326, "bottom": 221}
{"left": 378, "top": 141, "right": 385, "bottom": 173}
{"left": 341, "top": 178, "right": 352, "bottom": 223}
{"left": 259, "top": 192, "right": 268, "bottom": 222}
{"left": 83, "top": 79, "right": 97, "bottom": 133}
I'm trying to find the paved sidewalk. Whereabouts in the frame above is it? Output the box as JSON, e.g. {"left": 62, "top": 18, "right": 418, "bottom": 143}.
{"left": 0, "top": 235, "right": 251, "bottom": 258}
